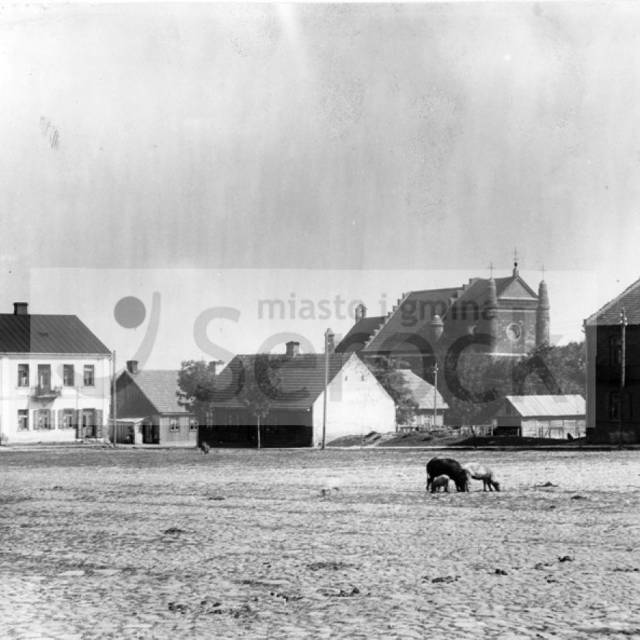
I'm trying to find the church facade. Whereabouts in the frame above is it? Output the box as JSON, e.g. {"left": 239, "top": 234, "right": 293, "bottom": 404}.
{"left": 335, "top": 263, "right": 550, "bottom": 374}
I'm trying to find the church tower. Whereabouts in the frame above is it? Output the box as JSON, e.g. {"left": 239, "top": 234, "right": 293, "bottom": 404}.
{"left": 536, "top": 279, "right": 550, "bottom": 348}
{"left": 486, "top": 276, "right": 498, "bottom": 351}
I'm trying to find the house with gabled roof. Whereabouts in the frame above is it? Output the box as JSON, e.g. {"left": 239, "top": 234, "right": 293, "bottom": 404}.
{"left": 584, "top": 277, "right": 640, "bottom": 443}
{"left": 394, "top": 369, "right": 448, "bottom": 429}
{"left": 114, "top": 360, "right": 197, "bottom": 446}
{"left": 0, "top": 302, "right": 112, "bottom": 444}
{"left": 204, "top": 341, "right": 396, "bottom": 447}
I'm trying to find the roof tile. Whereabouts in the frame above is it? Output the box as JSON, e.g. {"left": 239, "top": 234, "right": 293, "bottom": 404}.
{"left": 0, "top": 314, "right": 110, "bottom": 354}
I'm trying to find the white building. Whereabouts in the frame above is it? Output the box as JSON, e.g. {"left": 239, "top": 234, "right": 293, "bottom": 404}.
{"left": 207, "top": 343, "right": 396, "bottom": 447}
{"left": 0, "top": 302, "right": 112, "bottom": 444}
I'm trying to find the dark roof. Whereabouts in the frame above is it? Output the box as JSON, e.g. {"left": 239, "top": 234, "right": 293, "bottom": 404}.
{"left": 335, "top": 316, "right": 385, "bottom": 352}
{"left": 452, "top": 277, "right": 533, "bottom": 306}
{"left": 338, "top": 274, "right": 539, "bottom": 354}
{"left": 0, "top": 314, "right": 110, "bottom": 354}
{"left": 585, "top": 277, "right": 640, "bottom": 326}
{"left": 123, "top": 369, "right": 190, "bottom": 414}
{"left": 364, "top": 288, "right": 459, "bottom": 352}
{"left": 215, "top": 353, "right": 352, "bottom": 410}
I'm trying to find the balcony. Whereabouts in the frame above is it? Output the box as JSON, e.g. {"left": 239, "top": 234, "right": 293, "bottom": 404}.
{"left": 31, "top": 385, "right": 62, "bottom": 400}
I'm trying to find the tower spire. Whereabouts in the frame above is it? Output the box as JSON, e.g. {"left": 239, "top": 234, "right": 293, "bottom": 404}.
{"left": 513, "top": 248, "right": 519, "bottom": 277}
{"left": 536, "top": 277, "right": 550, "bottom": 348}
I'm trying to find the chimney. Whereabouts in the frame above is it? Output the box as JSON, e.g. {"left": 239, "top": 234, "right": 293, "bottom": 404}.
{"left": 13, "top": 302, "right": 28, "bottom": 315}
{"left": 126, "top": 360, "right": 139, "bottom": 374}
{"left": 325, "top": 329, "right": 335, "bottom": 353}
{"left": 285, "top": 341, "right": 300, "bottom": 357}
{"left": 355, "top": 303, "right": 367, "bottom": 322}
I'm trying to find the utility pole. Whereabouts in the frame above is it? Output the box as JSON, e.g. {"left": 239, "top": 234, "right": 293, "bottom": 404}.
{"left": 432, "top": 359, "right": 439, "bottom": 429}
{"left": 321, "top": 328, "right": 334, "bottom": 450}
{"left": 619, "top": 309, "right": 627, "bottom": 446}
{"left": 112, "top": 350, "right": 117, "bottom": 448}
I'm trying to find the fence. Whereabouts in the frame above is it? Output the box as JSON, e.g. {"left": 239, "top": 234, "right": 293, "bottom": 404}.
{"left": 397, "top": 424, "right": 494, "bottom": 437}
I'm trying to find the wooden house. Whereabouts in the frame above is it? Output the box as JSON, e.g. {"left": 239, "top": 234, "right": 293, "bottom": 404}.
{"left": 494, "top": 395, "right": 586, "bottom": 438}
{"left": 204, "top": 342, "right": 396, "bottom": 447}
{"left": 0, "top": 302, "right": 112, "bottom": 444}
{"left": 114, "top": 361, "right": 197, "bottom": 446}
{"left": 584, "top": 278, "right": 640, "bottom": 443}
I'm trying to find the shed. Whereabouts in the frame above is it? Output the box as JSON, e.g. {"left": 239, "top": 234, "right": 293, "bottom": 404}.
{"left": 494, "top": 395, "right": 586, "bottom": 438}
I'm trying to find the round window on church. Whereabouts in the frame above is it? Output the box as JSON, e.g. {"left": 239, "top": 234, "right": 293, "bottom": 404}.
{"left": 506, "top": 323, "right": 522, "bottom": 341}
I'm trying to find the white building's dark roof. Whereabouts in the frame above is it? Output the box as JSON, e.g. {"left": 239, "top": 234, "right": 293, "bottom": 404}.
{"left": 0, "top": 314, "right": 110, "bottom": 354}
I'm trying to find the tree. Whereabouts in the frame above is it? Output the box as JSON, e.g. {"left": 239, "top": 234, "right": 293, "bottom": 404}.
{"left": 176, "top": 360, "right": 219, "bottom": 426}
{"left": 524, "top": 342, "right": 586, "bottom": 396}
{"left": 442, "top": 350, "right": 511, "bottom": 426}
{"left": 236, "top": 355, "right": 282, "bottom": 449}
{"left": 441, "top": 341, "right": 587, "bottom": 426}
{"left": 367, "top": 356, "right": 418, "bottom": 426}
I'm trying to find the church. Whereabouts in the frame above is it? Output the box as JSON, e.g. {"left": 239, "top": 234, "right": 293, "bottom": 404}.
{"left": 335, "top": 262, "right": 550, "bottom": 373}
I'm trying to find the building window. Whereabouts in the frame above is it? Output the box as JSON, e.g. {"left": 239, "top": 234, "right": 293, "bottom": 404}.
{"left": 37, "top": 364, "right": 52, "bottom": 390}
{"left": 83, "top": 365, "right": 95, "bottom": 386}
{"left": 17, "top": 364, "right": 29, "bottom": 387}
{"left": 34, "top": 409, "right": 52, "bottom": 430}
{"left": 18, "top": 410, "right": 29, "bottom": 431}
{"left": 60, "top": 409, "right": 75, "bottom": 429}
{"left": 63, "top": 365, "right": 75, "bottom": 387}
{"left": 189, "top": 418, "right": 198, "bottom": 432}
{"left": 609, "top": 391, "right": 620, "bottom": 420}
{"left": 170, "top": 419, "right": 180, "bottom": 432}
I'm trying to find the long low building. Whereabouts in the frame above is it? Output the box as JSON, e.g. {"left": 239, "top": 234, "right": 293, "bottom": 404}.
{"left": 494, "top": 394, "right": 586, "bottom": 438}
{"left": 204, "top": 342, "right": 396, "bottom": 447}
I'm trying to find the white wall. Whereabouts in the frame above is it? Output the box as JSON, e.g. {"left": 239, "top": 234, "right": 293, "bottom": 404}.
{"left": 0, "top": 354, "right": 112, "bottom": 444}
{"left": 312, "top": 354, "right": 396, "bottom": 445}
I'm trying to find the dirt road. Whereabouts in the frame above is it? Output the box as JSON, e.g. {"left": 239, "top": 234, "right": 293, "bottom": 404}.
{"left": 1, "top": 448, "right": 638, "bottom": 639}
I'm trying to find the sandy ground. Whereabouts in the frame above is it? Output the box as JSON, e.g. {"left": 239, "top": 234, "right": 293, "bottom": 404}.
{"left": 0, "top": 447, "right": 639, "bottom": 640}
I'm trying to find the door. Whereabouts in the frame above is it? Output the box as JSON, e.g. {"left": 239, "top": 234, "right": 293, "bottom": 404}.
{"left": 142, "top": 422, "right": 160, "bottom": 444}
{"left": 81, "top": 409, "right": 96, "bottom": 438}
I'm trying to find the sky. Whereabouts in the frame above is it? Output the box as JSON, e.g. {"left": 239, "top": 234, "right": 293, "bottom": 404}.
{"left": 2, "top": 2, "right": 640, "bottom": 368}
